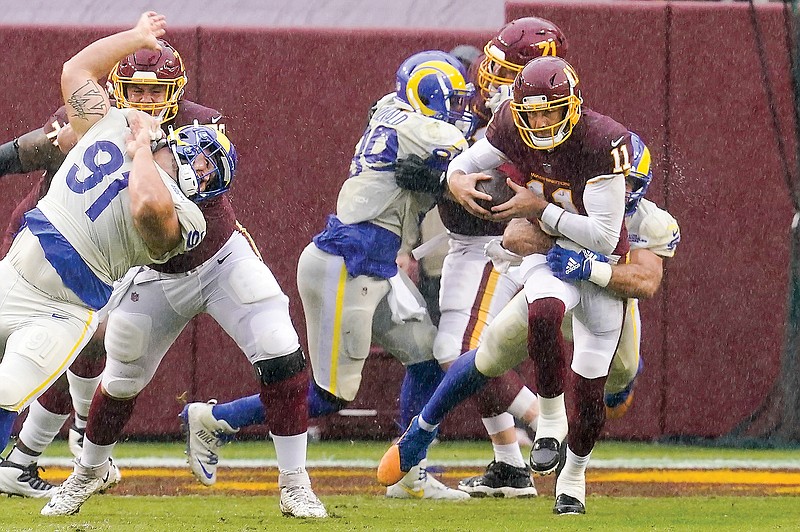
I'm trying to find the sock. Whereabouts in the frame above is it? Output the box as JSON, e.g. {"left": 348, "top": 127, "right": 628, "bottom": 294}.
{"left": 74, "top": 415, "right": 87, "bottom": 430}
{"left": 0, "top": 409, "right": 18, "bottom": 453}
{"left": 419, "top": 349, "right": 488, "bottom": 426}
{"left": 398, "top": 360, "right": 444, "bottom": 429}
{"left": 85, "top": 391, "right": 137, "bottom": 446}
{"left": 7, "top": 447, "right": 38, "bottom": 466}
{"left": 493, "top": 442, "right": 526, "bottom": 469}
{"left": 261, "top": 371, "right": 308, "bottom": 436}
{"left": 272, "top": 432, "right": 307, "bottom": 473}
{"left": 211, "top": 394, "right": 265, "bottom": 430}
{"left": 67, "top": 371, "right": 102, "bottom": 419}
{"left": 81, "top": 437, "right": 115, "bottom": 468}
{"left": 307, "top": 382, "right": 347, "bottom": 418}
{"left": 16, "top": 401, "right": 69, "bottom": 455}
{"left": 536, "top": 394, "right": 568, "bottom": 442}
{"left": 481, "top": 412, "right": 514, "bottom": 436}
{"left": 555, "top": 447, "right": 591, "bottom": 503}
{"left": 507, "top": 387, "right": 538, "bottom": 430}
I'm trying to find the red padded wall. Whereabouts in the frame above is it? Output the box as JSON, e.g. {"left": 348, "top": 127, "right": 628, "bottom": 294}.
{"left": 0, "top": 2, "right": 794, "bottom": 440}
{"left": 664, "top": 2, "right": 795, "bottom": 436}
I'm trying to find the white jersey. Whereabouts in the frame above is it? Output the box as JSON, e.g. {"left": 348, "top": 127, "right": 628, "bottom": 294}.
{"left": 22, "top": 107, "right": 206, "bottom": 309}
{"left": 626, "top": 198, "right": 680, "bottom": 258}
{"left": 337, "top": 96, "right": 468, "bottom": 247}
{"left": 38, "top": 108, "right": 205, "bottom": 281}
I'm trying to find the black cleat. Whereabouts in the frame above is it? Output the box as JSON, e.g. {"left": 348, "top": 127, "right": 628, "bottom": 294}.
{"left": 530, "top": 437, "right": 561, "bottom": 475}
{"left": 458, "top": 461, "right": 538, "bottom": 498}
{"left": 554, "top": 493, "right": 585, "bottom": 515}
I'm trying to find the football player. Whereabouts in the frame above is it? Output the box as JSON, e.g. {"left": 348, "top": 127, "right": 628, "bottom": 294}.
{"left": 0, "top": 8, "right": 206, "bottom": 500}
{"left": 0, "top": 17, "right": 327, "bottom": 521}
{"left": 379, "top": 55, "right": 633, "bottom": 516}
{"left": 180, "top": 51, "right": 476, "bottom": 500}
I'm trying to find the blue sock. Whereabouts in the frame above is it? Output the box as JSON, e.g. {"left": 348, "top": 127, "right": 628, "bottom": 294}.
{"left": 307, "top": 382, "right": 347, "bottom": 418}
{"left": 420, "top": 349, "right": 488, "bottom": 426}
{"left": 211, "top": 395, "right": 265, "bottom": 430}
{"left": 0, "top": 409, "right": 17, "bottom": 453}
{"left": 399, "top": 360, "right": 444, "bottom": 429}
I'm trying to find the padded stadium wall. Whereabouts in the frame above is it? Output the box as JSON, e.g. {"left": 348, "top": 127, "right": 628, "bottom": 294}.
{"left": 0, "top": 0, "right": 793, "bottom": 440}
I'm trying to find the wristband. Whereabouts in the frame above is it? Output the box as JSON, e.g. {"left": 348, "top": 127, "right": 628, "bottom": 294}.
{"left": 588, "top": 261, "right": 613, "bottom": 287}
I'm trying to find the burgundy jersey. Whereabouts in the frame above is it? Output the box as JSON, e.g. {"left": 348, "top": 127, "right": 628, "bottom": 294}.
{"left": 2, "top": 100, "right": 238, "bottom": 270}
{"left": 487, "top": 103, "right": 630, "bottom": 257}
{"left": 438, "top": 198, "right": 505, "bottom": 237}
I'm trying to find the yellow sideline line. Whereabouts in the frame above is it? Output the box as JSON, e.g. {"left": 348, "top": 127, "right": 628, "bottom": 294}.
{"left": 590, "top": 469, "right": 800, "bottom": 485}
{"left": 39, "top": 467, "right": 800, "bottom": 487}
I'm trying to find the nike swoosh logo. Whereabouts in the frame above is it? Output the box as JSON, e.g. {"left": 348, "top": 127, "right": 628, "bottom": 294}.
{"left": 611, "top": 135, "right": 625, "bottom": 148}
{"left": 51, "top": 313, "right": 69, "bottom": 320}
{"left": 197, "top": 458, "right": 214, "bottom": 479}
{"left": 217, "top": 252, "right": 233, "bottom": 264}
{"left": 399, "top": 484, "right": 424, "bottom": 499}
{"left": 211, "top": 115, "right": 222, "bottom": 124}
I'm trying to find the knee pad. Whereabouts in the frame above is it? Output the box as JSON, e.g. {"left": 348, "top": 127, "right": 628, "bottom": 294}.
{"left": 101, "top": 358, "right": 148, "bottom": 399}
{"left": 253, "top": 314, "right": 300, "bottom": 358}
{"left": 254, "top": 348, "right": 306, "bottom": 385}
{"left": 105, "top": 311, "right": 151, "bottom": 364}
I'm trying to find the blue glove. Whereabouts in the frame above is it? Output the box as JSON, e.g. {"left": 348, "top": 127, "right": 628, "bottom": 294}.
{"left": 546, "top": 245, "right": 608, "bottom": 282}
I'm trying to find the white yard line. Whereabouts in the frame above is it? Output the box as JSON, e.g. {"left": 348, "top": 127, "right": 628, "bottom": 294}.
{"left": 36, "top": 457, "right": 800, "bottom": 470}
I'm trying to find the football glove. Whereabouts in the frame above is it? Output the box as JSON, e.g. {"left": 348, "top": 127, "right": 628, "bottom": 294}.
{"left": 546, "top": 245, "right": 609, "bottom": 283}
{"left": 486, "top": 84, "right": 514, "bottom": 115}
{"left": 394, "top": 151, "right": 450, "bottom": 194}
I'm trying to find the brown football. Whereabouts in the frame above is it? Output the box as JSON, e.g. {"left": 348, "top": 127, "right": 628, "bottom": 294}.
{"left": 474, "top": 168, "right": 516, "bottom": 210}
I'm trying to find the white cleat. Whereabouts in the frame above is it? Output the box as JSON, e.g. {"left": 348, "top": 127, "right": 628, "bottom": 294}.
{"left": 0, "top": 460, "right": 56, "bottom": 499}
{"left": 385, "top": 459, "right": 470, "bottom": 500}
{"left": 278, "top": 468, "right": 328, "bottom": 518}
{"left": 98, "top": 457, "right": 122, "bottom": 493}
{"left": 41, "top": 459, "right": 110, "bottom": 516}
{"left": 179, "top": 400, "right": 238, "bottom": 486}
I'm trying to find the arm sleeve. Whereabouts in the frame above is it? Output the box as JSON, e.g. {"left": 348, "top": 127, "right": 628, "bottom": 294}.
{"left": 539, "top": 173, "right": 625, "bottom": 255}
{"left": 0, "top": 139, "right": 23, "bottom": 176}
{"left": 446, "top": 137, "right": 509, "bottom": 180}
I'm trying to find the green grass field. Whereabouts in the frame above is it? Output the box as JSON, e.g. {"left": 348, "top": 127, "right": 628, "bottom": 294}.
{"left": 2, "top": 439, "right": 800, "bottom": 531}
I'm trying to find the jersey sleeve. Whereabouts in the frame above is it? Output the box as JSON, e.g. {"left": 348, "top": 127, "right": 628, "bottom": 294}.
{"left": 634, "top": 203, "right": 681, "bottom": 258}
{"left": 147, "top": 168, "right": 207, "bottom": 263}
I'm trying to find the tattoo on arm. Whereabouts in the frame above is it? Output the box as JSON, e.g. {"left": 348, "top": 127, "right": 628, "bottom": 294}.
{"left": 66, "top": 80, "right": 107, "bottom": 121}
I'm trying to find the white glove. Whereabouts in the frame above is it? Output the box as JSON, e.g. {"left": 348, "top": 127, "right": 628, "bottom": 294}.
{"left": 484, "top": 238, "right": 523, "bottom": 274}
{"left": 486, "top": 84, "right": 514, "bottom": 115}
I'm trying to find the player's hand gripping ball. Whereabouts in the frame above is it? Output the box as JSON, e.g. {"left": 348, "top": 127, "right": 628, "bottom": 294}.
{"left": 474, "top": 167, "right": 516, "bottom": 210}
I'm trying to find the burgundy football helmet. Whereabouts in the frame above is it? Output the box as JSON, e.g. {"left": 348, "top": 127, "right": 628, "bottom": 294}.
{"left": 510, "top": 56, "right": 582, "bottom": 150}
{"left": 109, "top": 39, "right": 187, "bottom": 123}
{"left": 476, "top": 17, "right": 568, "bottom": 109}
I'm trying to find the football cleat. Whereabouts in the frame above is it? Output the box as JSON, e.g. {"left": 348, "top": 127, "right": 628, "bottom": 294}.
{"left": 530, "top": 437, "right": 563, "bottom": 476}
{"left": 98, "top": 457, "right": 122, "bottom": 493}
{"left": 605, "top": 356, "right": 644, "bottom": 419}
{"left": 68, "top": 423, "right": 85, "bottom": 458}
{"left": 554, "top": 493, "right": 586, "bottom": 515}
{"left": 179, "top": 400, "right": 238, "bottom": 486}
{"left": 386, "top": 459, "right": 469, "bottom": 500}
{"left": 278, "top": 468, "right": 328, "bottom": 518}
{"left": 377, "top": 416, "right": 438, "bottom": 486}
{"left": 458, "top": 460, "right": 537, "bottom": 498}
{"left": 40, "top": 459, "right": 110, "bottom": 516}
{"left": 0, "top": 460, "right": 56, "bottom": 498}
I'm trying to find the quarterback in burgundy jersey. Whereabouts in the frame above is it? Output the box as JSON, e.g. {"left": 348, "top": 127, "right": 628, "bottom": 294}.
{"left": 379, "top": 55, "right": 631, "bottom": 516}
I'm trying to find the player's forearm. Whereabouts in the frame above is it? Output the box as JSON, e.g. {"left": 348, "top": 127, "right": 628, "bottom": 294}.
{"left": 129, "top": 146, "right": 179, "bottom": 254}
{"left": 63, "top": 28, "right": 150, "bottom": 86}
{"left": 0, "top": 128, "right": 62, "bottom": 176}
{"left": 540, "top": 174, "right": 625, "bottom": 255}
{"left": 606, "top": 256, "right": 664, "bottom": 299}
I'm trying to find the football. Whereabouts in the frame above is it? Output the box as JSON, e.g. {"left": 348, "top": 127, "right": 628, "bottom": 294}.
{"left": 474, "top": 168, "right": 516, "bottom": 210}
